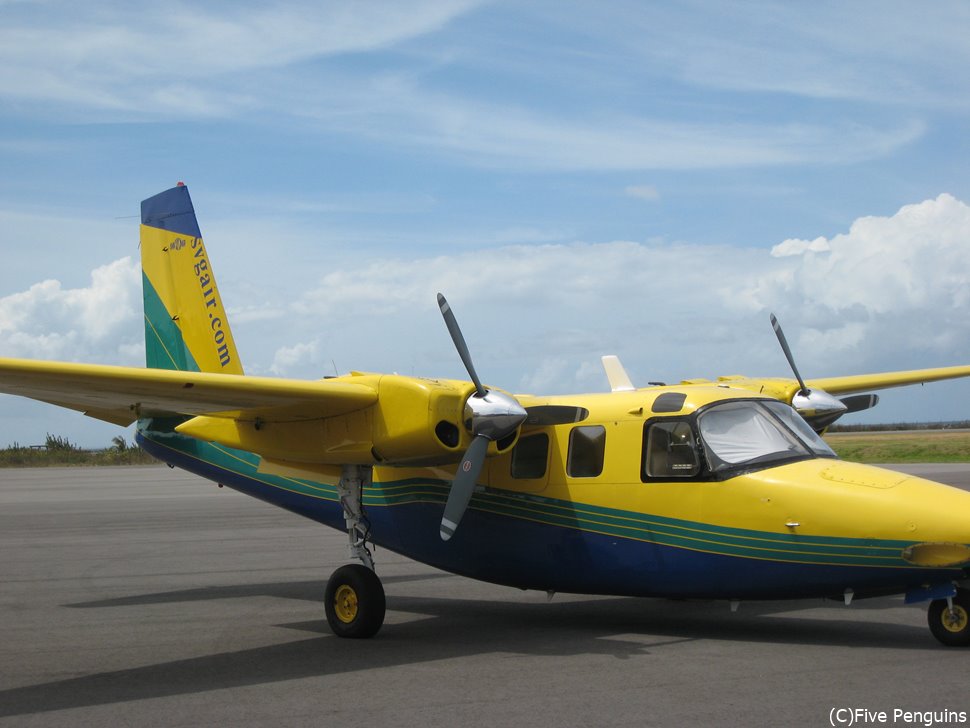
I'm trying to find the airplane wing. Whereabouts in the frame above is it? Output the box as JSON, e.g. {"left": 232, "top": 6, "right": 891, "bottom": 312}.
{"left": 0, "top": 357, "right": 377, "bottom": 426}
{"left": 806, "top": 365, "right": 970, "bottom": 395}
{"left": 707, "top": 364, "right": 970, "bottom": 430}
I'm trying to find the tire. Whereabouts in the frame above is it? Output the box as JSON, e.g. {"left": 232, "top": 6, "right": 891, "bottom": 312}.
{"left": 928, "top": 588, "right": 970, "bottom": 647}
{"left": 324, "top": 564, "right": 386, "bottom": 639}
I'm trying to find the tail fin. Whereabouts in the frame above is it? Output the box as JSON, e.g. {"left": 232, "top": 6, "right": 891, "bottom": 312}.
{"left": 140, "top": 184, "right": 244, "bottom": 374}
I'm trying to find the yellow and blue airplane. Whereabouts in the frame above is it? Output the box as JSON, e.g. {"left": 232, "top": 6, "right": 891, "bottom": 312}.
{"left": 2, "top": 183, "right": 970, "bottom": 645}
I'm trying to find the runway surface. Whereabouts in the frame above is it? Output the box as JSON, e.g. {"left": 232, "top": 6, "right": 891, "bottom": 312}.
{"left": 1, "top": 464, "right": 969, "bottom": 727}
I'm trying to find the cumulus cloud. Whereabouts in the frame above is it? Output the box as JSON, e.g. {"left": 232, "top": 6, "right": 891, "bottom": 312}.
{"left": 267, "top": 339, "right": 324, "bottom": 376}
{"left": 741, "top": 194, "right": 970, "bottom": 366}
{"left": 0, "top": 256, "right": 141, "bottom": 363}
{"left": 771, "top": 237, "right": 831, "bottom": 257}
{"left": 751, "top": 194, "right": 970, "bottom": 313}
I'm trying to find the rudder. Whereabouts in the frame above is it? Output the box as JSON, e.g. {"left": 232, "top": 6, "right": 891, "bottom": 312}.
{"left": 141, "top": 184, "right": 244, "bottom": 374}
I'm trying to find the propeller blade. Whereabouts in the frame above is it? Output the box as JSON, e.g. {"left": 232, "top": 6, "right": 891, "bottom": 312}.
{"left": 440, "top": 435, "right": 489, "bottom": 541}
{"left": 770, "top": 313, "right": 808, "bottom": 395}
{"left": 437, "top": 293, "right": 486, "bottom": 398}
{"left": 524, "top": 405, "right": 590, "bottom": 426}
{"left": 840, "top": 393, "right": 880, "bottom": 414}
{"left": 436, "top": 292, "right": 528, "bottom": 541}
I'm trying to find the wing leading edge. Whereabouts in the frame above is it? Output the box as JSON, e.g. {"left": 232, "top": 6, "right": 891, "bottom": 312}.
{"left": 806, "top": 365, "right": 970, "bottom": 395}
{"left": 0, "top": 357, "right": 377, "bottom": 426}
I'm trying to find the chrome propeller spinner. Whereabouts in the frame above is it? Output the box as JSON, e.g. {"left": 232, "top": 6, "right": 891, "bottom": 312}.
{"left": 437, "top": 294, "right": 527, "bottom": 541}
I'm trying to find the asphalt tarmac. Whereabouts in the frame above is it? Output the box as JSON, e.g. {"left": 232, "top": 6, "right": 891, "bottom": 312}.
{"left": 1, "top": 464, "right": 969, "bottom": 727}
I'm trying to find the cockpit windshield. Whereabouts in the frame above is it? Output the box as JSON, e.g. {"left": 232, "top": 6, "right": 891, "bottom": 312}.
{"left": 697, "top": 400, "right": 835, "bottom": 474}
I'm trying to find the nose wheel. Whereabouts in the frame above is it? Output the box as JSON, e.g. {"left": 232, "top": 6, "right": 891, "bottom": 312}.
{"left": 928, "top": 588, "right": 970, "bottom": 647}
{"left": 325, "top": 564, "right": 386, "bottom": 639}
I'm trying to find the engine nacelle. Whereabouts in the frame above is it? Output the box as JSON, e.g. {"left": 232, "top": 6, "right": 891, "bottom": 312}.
{"left": 175, "top": 373, "right": 518, "bottom": 467}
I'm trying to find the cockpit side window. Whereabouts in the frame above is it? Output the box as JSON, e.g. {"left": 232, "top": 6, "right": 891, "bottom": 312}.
{"left": 642, "top": 420, "right": 702, "bottom": 479}
{"left": 641, "top": 399, "right": 837, "bottom": 482}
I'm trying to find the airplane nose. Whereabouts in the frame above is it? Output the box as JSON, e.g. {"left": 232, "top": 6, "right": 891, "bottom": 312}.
{"left": 888, "top": 474, "right": 970, "bottom": 567}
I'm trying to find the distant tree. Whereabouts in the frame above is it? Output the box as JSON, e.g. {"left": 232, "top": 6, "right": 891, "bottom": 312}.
{"left": 45, "top": 433, "right": 79, "bottom": 451}
{"left": 111, "top": 435, "right": 128, "bottom": 452}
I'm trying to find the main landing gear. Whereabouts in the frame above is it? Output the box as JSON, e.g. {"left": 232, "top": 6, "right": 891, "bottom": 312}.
{"left": 324, "top": 465, "right": 386, "bottom": 639}
{"left": 325, "top": 563, "right": 386, "bottom": 638}
{"left": 928, "top": 588, "right": 970, "bottom": 647}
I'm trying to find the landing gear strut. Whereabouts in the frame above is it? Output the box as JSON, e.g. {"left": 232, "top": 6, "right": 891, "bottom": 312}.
{"left": 928, "top": 588, "right": 970, "bottom": 647}
{"left": 325, "top": 465, "right": 386, "bottom": 638}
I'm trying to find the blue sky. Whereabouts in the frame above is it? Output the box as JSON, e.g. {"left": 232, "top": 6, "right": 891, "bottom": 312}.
{"left": 1, "top": 0, "right": 970, "bottom": 446}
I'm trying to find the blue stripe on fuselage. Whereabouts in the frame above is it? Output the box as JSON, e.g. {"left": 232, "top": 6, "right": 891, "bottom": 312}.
{"left": 135, "top": 428, "right": 962, "bottom": 601}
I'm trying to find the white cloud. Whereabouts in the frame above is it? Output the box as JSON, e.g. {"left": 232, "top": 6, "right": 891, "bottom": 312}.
{"left": 302, "top": 82, "right": 924, "bottom": 169}
{"left": 742, "top": 193, "right": 970, "bottom": 366}
{"left": 0, "top": 0, "right": 482, "bottom": 115}
{"left": 771, "top": 236, "right": 831, "bottom": 257}
{"left": 267, "top": 339, "right": 323, "bottom": 376}
{"left": 293, "top": 239, "right": 739, "bottom": 320}
{"left": 625, "top": 185, "right": 660, "bottom": 202}
{"left": 0, "top": 256, "right": 141, "bottom": 363}
{"left": 557, "top": 1, "right": 970, "bottom": 110}
{"left": 519, "top": 357, "right": 570, "bottom": 394}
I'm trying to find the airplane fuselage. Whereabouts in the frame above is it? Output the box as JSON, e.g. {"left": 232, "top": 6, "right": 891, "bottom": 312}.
{"left": 135, "top": 385, "right": 970, "bottom": 605}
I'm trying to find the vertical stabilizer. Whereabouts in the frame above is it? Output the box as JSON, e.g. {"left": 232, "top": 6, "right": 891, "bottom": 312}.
{"left": 601, "top": 355, "right": 635, "bottom": 392}
{"left": 140, "top": 184, "right": 244, "bottom": 374}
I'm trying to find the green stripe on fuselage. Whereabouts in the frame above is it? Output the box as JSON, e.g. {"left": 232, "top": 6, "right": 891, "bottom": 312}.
{"left": 139, "top": 429, "right": 920, "bottom": 569}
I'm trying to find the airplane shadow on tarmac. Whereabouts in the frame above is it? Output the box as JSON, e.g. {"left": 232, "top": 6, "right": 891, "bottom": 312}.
{"left": 0, "top": 573, "right": 938, "bottom": 718}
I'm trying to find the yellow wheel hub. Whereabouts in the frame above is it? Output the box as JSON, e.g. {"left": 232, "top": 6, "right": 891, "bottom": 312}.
{"left": 333, "top": 584, "right": 359, "bottom": 624}
{"left": 941, "top": 604, "right": 969, "bottom": 634}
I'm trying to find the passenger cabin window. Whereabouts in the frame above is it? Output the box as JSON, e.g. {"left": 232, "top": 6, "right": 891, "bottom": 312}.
{"left": 566, "top": 425, "right": 606, "bottom": 477}
{"left": 511, "top": 433, "right": 549, "bottom": 479}
{"left": 644, "top": 421, "right": 700, "bottom": 478}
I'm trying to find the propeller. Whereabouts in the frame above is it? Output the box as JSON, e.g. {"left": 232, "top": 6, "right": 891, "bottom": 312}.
{"left": 437, "top": 294, "right": 527, "bottom": 541}
{"left": 769, "top": 313, "right": 848, "bottom": 430}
